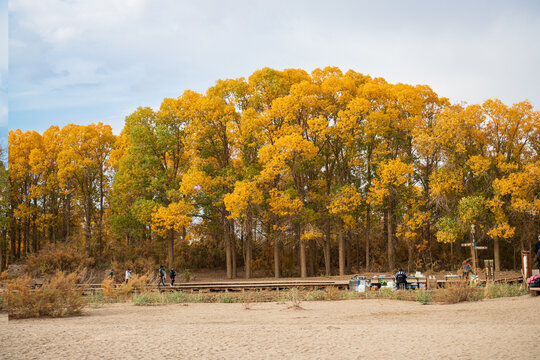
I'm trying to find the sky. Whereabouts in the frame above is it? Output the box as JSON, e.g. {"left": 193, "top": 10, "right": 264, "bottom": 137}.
{"left": 6, "top": 0, "right": 540, "bottom": 139}
{"left": 0, "top": 0, "right": 6, "bottom": 150}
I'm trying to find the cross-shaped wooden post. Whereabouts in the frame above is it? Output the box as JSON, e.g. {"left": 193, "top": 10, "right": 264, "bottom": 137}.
{"left": 461, "top": 225, "right": 487, "bottom": 274}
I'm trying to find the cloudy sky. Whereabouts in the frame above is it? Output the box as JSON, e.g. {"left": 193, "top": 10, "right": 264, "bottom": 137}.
{"left": 6, "top": 0, "right": 540, "bottom": 138}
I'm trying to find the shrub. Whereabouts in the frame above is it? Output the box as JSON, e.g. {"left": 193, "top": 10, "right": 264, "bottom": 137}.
{"left": 6, "top": 272, "right": 85, "bottom": 319}
{"left": 432, "top": 285, "right": 483, "bottom": 304}
{"left": 25, "top": 244, "right": 93, "bottom": 276}
{"left": 182, "top": 269, "right": 192, "bottom": 283}
{"left": 242, "top": 292, "right": 255, "bottom": 310}
{"left": 483, "top": 282, "right": 528, "bottom": 299}
{"left": 287, "top": 288, "right": 303, "bottom": 310}
{"left": 416, "top": 289, "right": 432, "bottom": 305}
{"left": 164, "top": 291, "right": 190, "bottom": 304}
{"left": 101, "top": 278, "right": 117, "bottom": 300}
{"left": 133, "top": 291, "right": 163, "bottom": 306}
{"left": 305, "top": 290, "right": 326, "bottom": 301}
{"left": 101, "top": 274, "right": 150, "bottom": 301}
{"left": 325, "top": 287, "right": 345, "bottom": 300}
{"left": 220, "top": 292, "right": 235, "bottom": 303}
{"left": 87, "top": 292, "right": 105, "bottom": 307}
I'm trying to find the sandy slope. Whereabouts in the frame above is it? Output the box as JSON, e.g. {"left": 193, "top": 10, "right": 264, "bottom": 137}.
{"left": 0, "top": 295, "right": 537, "bottom": 360}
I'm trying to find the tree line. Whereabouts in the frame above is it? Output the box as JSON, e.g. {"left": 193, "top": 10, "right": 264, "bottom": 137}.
{"left": 4, "top": 67, "right": 540, "bottom": 277}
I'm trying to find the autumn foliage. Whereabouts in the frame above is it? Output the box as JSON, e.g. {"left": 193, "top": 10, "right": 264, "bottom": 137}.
{"left": 25, "top": 243, "right": 94, "bottom": 275}
{"left": 5, "top": 67, "right": 540, "bottom": 277}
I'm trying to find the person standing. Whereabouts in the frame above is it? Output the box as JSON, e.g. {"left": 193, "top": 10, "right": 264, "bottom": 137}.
{"left": 462, "top": 262, "right": 473, "bottom": 280}
{"left": 170, "top": 269, "right": 176, "bottom": 286}
{"left": 158, "top": 265, "right": 166, "bottom": 286}
{"left": 108, "top": 268, "right": 114, "bottom": 280}
{"left": 125, "top": 268, "right": 132, "bottom": 283}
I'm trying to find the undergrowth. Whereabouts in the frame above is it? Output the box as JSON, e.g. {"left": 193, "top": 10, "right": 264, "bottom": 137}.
{"left": 6, "top": 272, "right": 85, "bottom": 319}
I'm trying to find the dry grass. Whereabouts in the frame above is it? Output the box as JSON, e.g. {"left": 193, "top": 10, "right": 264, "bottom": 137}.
{"left": 91, "top": 281, "right": 529, "bottom": 307}
{"left": 285, "top": 288, "right": 304, "bottom": 310}
{"left": 101, "top": 274, "right": 151, "bottom": 301}
{"left": 5, "top": 272, "right": 85, "bottom": 319}
{"left": 242, "top": 292, "right": 254, "bottom": 310}
{"left": 431, "top": 285, "right": 484, "bottom": 304}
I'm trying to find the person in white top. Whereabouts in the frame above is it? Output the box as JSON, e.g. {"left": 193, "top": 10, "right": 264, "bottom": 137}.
{"left": 125, "top": 268, "right": 132, "bottom": 283}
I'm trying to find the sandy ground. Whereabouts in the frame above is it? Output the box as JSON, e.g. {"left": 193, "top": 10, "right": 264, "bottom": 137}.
{"left": 0, "top": 295, "right": 537, "bottom": 360}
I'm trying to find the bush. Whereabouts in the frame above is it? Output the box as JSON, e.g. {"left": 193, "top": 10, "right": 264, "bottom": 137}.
{"left": 182, "top": 269, "right": 192, "bottom": 283}
{"left": 87, "top": 292, "right": 106, "bottom": 307}
{"left": 25, "top": 244, "right": 93, "bottom": 276}
{"left": 164, "top": 291, "right": 190, "bottom": 303}
{"left": 101, "top": 278, "right": 117, "bottom": 300}
{"left": 101, "top": 274, "right": 150, "bottom": 301}
{"left": 287, "top": 288, "right": 303, "bottom": 309}
{"left": 416, "top": 289, "right": 432, "bottom": 305}
{"left": 133, "top": 292, "right": 163, "bottom": 306}
{"left": 483, "top": 282, "right": 528, "bottom": 299}
{"left": 6, "top": 272, "right": 85, "bottom": 319}
{"left": 304, "top": 290, "right": 326, "bottom": 301}
{"left": 220, "top": 292, "right": 235, "bottom": 303}
{"left": 432, "top": 285, "right": 483, "bottom": 304}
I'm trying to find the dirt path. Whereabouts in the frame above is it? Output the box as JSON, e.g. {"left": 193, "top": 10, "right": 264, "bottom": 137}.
{"left": 0, "top": 295, "right": 537, "bottom": 359}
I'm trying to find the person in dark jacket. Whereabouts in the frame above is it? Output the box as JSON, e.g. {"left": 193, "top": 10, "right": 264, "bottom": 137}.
{"left": 534, "top": 235, "right": 540, "bottom": 271}
{"left": 170, "top": 269, "right": 176, "bottom": 286}
{"left": 158, "top": 265, "right": 166, "bottom": 286}
{"left": 395, "top": 269, "right": 407, "bottom": 290}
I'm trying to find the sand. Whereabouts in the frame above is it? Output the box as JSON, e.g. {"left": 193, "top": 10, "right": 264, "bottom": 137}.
{"left": 0, "top": 295, "right": 537, "bottom": 360}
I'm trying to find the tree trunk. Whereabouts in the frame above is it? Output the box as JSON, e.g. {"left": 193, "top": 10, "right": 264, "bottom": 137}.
{"left": 32, "top": 219, "right": 37, "bottom": 254}
{"left": 98, "top": 169, "right": 104, "bottom": 256}
{"left": 16, "top": 225, "right": 21, "bottom": 260}
{"left": 223, "top": 215, "right": 233, "bottom": 279}
{"left": 231, "top": 227, "right": 237, "bottom": 278}
{"left": 0, "top": 236, "right": 3, "bottom": 271}
{"left": 308, "top": 241, "right": 315, "bottom": 276}
{"left": 299, "top": 224, "right": 307, "bottom": 278}
{"left": 494, "top": 236, "right": 500, "bottom": 271}
{"left": 365, "top": 207, "right": 371, "bottom": 272}
{"left": 339, "top": 231, "right": 345, "bottom": 276}
{"left": 168, "top": 228, "right": 175, "bottom": 270}
{"left": 324, "top": 222, "right": 331, "bottom": 276}
{"left": 10, "top": 209, "right": 16, "bottom": 260}
{"left": 407, "top": 242, "right": 413, "bottom": 273}
{"left": 387, "top": 205, "right": 395, "bottom": 272}
{"left": 346, "top": 231, "right": 352, "bottom": 274}
{"left": 225, "top": 231, "right": 232, "bottom": 279}
{"left": 273, "top": 233, "right": 280, "bottom": 278}
{"left": 84, "top": 192, "right": 92, "bottom": 253}
{"left": 24, "top": 219, "right": 29, "bottom": 257}
{"left": 245, "top": 217, "right": 252, "bottom": 279}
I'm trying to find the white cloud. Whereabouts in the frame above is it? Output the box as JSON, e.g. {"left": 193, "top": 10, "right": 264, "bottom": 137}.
{"left": 8, "top": 0, "right": 540, "bottom": 134}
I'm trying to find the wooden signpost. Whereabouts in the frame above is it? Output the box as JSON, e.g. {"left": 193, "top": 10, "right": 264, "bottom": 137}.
{"left": 460, "top": 225, "right": 487, "bottom": 274}
{"left": 484, "top": 259, "right": 495, "bottom": 281}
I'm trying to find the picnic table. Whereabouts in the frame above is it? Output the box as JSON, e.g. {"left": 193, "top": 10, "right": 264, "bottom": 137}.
{"left": 367, "top": 276, "right": 427, "bottom": 290}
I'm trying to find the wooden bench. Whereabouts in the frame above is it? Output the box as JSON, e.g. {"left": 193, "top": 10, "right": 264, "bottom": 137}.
{"left": 530, "top": 287, "right": 540, "bottom": 296}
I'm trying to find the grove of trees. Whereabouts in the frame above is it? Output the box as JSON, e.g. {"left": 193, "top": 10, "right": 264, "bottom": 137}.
{"left": 4, "top": 67, "right": 540, "bottom": 278}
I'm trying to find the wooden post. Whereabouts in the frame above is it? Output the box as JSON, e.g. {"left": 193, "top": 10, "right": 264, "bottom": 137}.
{"left": 521, "top": 250, "right": 532, "bottom": 280}
{"left": 461, "top": 242, "right": 487, "bottom": 275}
{"left": 484, "top": 259, "right": 494, "bottom": 282}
